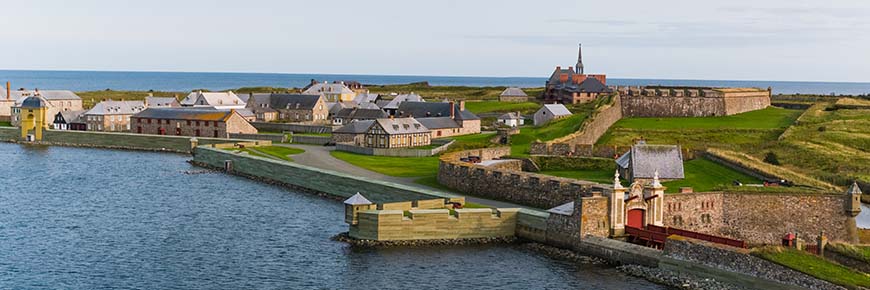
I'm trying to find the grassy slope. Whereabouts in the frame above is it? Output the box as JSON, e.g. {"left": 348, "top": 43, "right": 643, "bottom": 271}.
{"left": 612, "top": 107, "right": 802, "bottom": 130}
{"left": 826, "top": 243, "right": 870, "bottom": 264}
{"left": 329, "top": 151, "right": 440, "bottom": 178}
{"left": 753, "top": 247, "right": 870, "bottom": 288}
{"left": 245, "top": 146, "right": 304, "bottom": 162}
{"left": 464, "top": 101, "right": 540, "bottom": 114}
{"left": 511, "top": 112, "right": 590, "bottom": 157}
{"left": 540, "top": 157, "right": 763, "bottom": 193}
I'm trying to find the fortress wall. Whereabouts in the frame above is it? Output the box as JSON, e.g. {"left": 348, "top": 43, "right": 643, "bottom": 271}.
{"left": 0, "top": 127, "right": 254, "bottom": 153}
{"left": 723, "top": 93, "right": 771, "bottom": 115}
{"left": 621, "top": 96, "right": 726, "bottom": 117}
{"left": 530, "top": 95, "right": 623, "bottom": 156}
{"left": 350, "top": 208, "right": 519, "bottom": 241}
{"left": 664, "top": 191, "right": 856, "bottom": 245}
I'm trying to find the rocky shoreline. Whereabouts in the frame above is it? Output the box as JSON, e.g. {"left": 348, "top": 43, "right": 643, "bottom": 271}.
{"left": 517, "top": 242, "right": 607, "bottom": 265}
{"left": 332, "top": 232, "right": 516, "bottom": 247}
{"left": 617, "top": 264, "right": 749, "bottom": 290}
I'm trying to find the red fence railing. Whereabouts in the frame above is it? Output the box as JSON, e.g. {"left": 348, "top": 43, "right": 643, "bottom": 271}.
{"left": 627, "top": 224, "right": 747, "bottom": 249}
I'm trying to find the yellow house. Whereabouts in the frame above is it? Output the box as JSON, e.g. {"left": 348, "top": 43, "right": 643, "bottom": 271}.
{"left": 18, "top": 96, "right": 49, "bottom": 140}
{"left": 302, "top": 81, "right": 356, "bottom": 102}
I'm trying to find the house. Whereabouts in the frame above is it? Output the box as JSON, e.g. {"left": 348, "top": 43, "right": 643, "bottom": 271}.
{"left": 497, "top": 112, "right": 524, "bottom": 127}
{"left": 332, "top": 107, "right": 388, "bottom": 126}
{"left": 542, "top": 44, "right": 611, "bottom": 104}
{"left": 396, "top": 100, "right": 480, "bottom": 138}
{"left": 616, "top": 142, "right": 685, "bottom": 183}
{"left": 53, "top": 110, "right": 87, "bottom": 130}
{"left": 381, "top": 92, "right": 425, "bottom": 116}
{"left": 533, "top": 104, "right": 572, "bottom": 126}
{"left": 131, "top": 108, "right": 257, "bottom": 138}
{"left": 180, "top": 91, "right": 246, "bottom": 109}
{"left": 144, "top": 95, "right": 180, "bottom": 108}
{"left": 302, "top": 81, "right": 357, "bottom": 102}
{"left": 499, "top": 87, "right": 529, "bottom": 102}
{"left": 82, "top": 100, "right": 147, "bottom": 131}
{"left": 245, "top": 93, "right": 328, "bottom": 123}
{"left": 353, "top": 93, "right": 380, "bottom": 107}
{"left": 333, "top": 117, "right": 431, "bottom": 148}
{"left": 6, "top": 88, "right": 83, "bottom": 126}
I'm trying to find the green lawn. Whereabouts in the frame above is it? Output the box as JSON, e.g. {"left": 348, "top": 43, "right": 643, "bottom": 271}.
{"left": 248, "top": 146, "right": 304, "bottom": 162}
{"left": 0, "top": 121, "right": 11, "bottom": 127}
{"left": 538, "top": 157, "right": 763, "bottom": 193}
{"left": 330, "top": 151, "right": 440, "bottom": 177}
{"left": 511, "top": 113, "right": 590, "bottom": 156}
{"left": 826, "top": 243, "right": 870, "bottom": 264}
{"left": 463, "top": 101, "right": 540, "bottom": 114}
{"left": 754, "top": 247, "right": 870, "bottom": 289}
{"left": 612, "top": 107, "right": 802, "bottom": 130}
{"left": 444, "top": 132, "right": 498, "bottom": 152}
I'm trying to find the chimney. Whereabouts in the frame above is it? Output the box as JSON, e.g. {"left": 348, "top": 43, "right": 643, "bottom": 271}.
{"left": 448, "top": 101, "right": 455, "bottom": 119}
{"left": 556, "top": 66, "right": 561, "bottom": 71}
{"left": 459, "top": 100, "right": 465, "bottom": 111}
{"left": 5, "top": 81, "right": 9, "bottom": 100}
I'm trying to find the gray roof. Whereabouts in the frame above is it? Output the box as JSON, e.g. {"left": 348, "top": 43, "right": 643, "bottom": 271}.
{"left": 5, "top": 90, "right": 80, "bottom": 101}
{"left": 375, "top": 118, "right": 430, "bottom": 135}
{"left": 20, "top": 96, "right": 48, "bottom": 108}
{"left": 56, "top": 110, "right": 86, "bottom": 124}
{"left": 620, "top": 144, "right": 684, "bottom": 179}
{"left": 375, "top": 100, "right": 392, "bottom": 109}
{"left": 344, "top": 193, "right": 372, "bottom": 205}
{"left": 357, "top": 102, "right": 380, "bottom": 110}
{"left": 86, "top": 100, "right": 146, "bottom": 115}
{"left": 303, "top": 82, "right": 355, "bottom": 95}
{"left": 397, "top": 101, "right": 479, "bottom": 120}
{"left": 353, "top": 93, "right": 380, "bottom": 104}
{"left": 383, "top": 93, "right": 425, "bottom": 109}
{"left": 847, "top": 182, "right": 863, "bottom": 195}
{"left": 497, "top": 112, "right": 522, "bottom": 120}
{"left": 416, "top": 117, "right": 460, "bottom": 129}
{"left": 335, "top": 108, "right": 388, "bottom": 120}
{"left": 541, "top": 104, "right": 572, "bottom": 117}
{"left": 547, "top": 202, "right": 574, "bottom": 216}
{"left": 500, "top": 87, "right": 528, "bottom": 97}
{"left": 182, "top": 91, "right": 245, "bottom": 107}
{"left": 132, "top": 107, "right": 240, "bottom": 121}
{"left": 334, "top": 120, "right": 375, "bottom": 134}
{"left": 145, "top": 96, "right": 179, "bottom": 108}
{"left": 268, "top": 94, "right": 323, "bottom": 110}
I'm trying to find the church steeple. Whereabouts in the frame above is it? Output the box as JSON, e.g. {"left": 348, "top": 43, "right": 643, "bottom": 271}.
{"left": 575, "top": 43, "right": 584, "bottom": 74}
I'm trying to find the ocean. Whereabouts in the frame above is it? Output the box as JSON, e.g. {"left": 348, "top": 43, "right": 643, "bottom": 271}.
{"left": 1, "top": 69, "right": 869, "bottom": 95}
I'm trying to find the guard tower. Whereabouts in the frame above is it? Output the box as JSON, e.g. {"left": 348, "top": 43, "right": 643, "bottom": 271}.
{"left": 344, "top": 192, "right": 373, "bottom": 225}
{"left": 846, "top": 182, "right": 863, "bottom": 217}
{"left": 18, "top": 95, "right": 49, "bottom": 141}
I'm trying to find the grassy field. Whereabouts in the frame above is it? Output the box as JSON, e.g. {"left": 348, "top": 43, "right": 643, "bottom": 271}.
{"left": 367, "top": 83, "right": 544, "bottom": 101}
{"left": 753, "top": 247, "right": 870, "bottom": 289}
{"left": 463, "top": 101, "right": 540, "bottom": 114}
{"left": 611, "top": 107, "right": 802, "bottom": 130}
{"left": 539, "top": 157, "right": 764, "bottom": 193}
{"left": 330, "top": 151, "right": 440, "bottom": 177}
{"left": 511, "top": 112, "right": 590, "bottom": 156}
{"left": 0, "top": 121, "right": 11, "bottom": 127}
{"left": 826, "top": 243, "right": 870, "bottom": 264}
{"left": 76, "top": 90, "right": 184, "bottom": 108}
{"left": 245, "top": 146, "right": 304, "bottom": 162}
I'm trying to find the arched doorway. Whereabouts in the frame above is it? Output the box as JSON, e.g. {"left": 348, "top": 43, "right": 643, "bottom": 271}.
{"left": 627, "top": 209, "right": 645, "bottom": 229}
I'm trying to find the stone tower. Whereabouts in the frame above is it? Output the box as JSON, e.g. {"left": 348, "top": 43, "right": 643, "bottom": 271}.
{"left": 575, "top": 43, "right": 584, "bottom": 75}
{"left": 846, "top": 182, "right": 863, "bottom": 217}
{"left": 344, "top": 192, "right": 373, "bottom": 225}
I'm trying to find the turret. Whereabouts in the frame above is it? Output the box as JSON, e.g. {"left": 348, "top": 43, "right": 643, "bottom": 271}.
{"left": 846, "top": 182, "right": 862, "bottom": 217}
{"left": 344, "top": 192, "right": 373, "bottom": 225}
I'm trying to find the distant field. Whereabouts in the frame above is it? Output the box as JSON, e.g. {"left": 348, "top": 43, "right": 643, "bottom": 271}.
{"left": 368, "top": 83, "right": 544, "bottom": 101}
{"left": 539, "top": 157, "right": 763, "bottom": 193}
{"left": 463, "top": 101, "right": 540, "bottom": 114}
{"left": 77, "top": 90, "right": 183, "bottom": 108}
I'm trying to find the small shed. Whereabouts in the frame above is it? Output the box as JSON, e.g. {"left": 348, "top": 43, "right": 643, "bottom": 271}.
{"left": 533, "top": 104, "right": 572, "bottom": 126}
{"left": 499, "top": 87, "right": 529, "bottom": 102}
{"left": 497, "top": 112, "right": 524, "bottom": 127}
{"left": 616, "top": 142, "right": 684, "bottom": 183}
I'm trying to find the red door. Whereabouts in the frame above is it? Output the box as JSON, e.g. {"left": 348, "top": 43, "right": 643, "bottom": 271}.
{"left": 627, "top": 209, "right": 645, "bottom": 229}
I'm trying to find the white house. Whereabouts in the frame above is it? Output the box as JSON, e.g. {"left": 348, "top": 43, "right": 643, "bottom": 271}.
{"left": 181, "top": 91, "right": 246, "bottom": 110}
{"left": 533, "top": 104, "right": 572, "bottom": 126}
{"left": 497, "top": 112, "right": 524, "bottom": 127}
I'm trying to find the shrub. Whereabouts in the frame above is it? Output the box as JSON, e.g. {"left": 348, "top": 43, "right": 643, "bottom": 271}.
{"left": 763, "top": 152, "right": 781, "bottom": 165}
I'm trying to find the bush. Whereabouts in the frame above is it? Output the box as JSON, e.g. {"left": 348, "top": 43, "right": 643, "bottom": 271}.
{"left": 763, "top": 152, "right": 781, "bottom": 165}
{"left": 817, "top": 126, "right": 826, "bottom": 132}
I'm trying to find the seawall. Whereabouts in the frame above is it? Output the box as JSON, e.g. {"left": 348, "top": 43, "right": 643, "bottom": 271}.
{"left": 0, "top": 127, "right": 251, "bottom": 154}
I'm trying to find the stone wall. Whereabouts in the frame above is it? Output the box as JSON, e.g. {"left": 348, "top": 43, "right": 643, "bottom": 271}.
{"left": 251, "top": 122, "right": 332, "bottom": 133}
{"left": 529, "top": 95, "right": 623, "bottom": 156}
{"left": 437, "top": 147, "right": 605, "bottom": 209}
{"left": 724, "top": 94, "right": 771, "bottom": 115}
{"left": 292, "top": 135, "right": 332, "bottom": 145}
{"left": 229, "top": 133, "right": 287, "bottom": 143}
{"left": 621, "top": 96, "right": 726, "bottom": 117}
{"left": 350, "top": 208, "right": 519, "bottom": 241}
{"left": 0, "top": 127, "right": 251, "bottom": 153}
{"left": 662, "top": 237, "right": 843, "bottom": 290}
{"left": 665, "top": 191, "right": 858, "bottom": 245}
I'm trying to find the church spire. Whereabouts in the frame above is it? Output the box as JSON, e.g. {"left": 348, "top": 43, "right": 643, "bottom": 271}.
{"left": 576, "top": 43, "right": 584, "bottom": 75}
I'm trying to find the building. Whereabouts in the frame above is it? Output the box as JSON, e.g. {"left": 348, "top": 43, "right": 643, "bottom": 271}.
{"left": 17, "top": 96, "right": 49, "bottom": 140}
{"left": 333, "top": 117, "right": 431, "bottom": 148}
{"left": 244, "top": 93, "right": 328, "bottom": 123}
{"left": 396, "top": 100, "right": 480, "bottom": 138}
{"left": 82, "top": 100, "right": 147, "bottom": 132}
{"left": 615, "top": 142, "right": 684, "bottom": 183}
{"left": 542, "top": 44, "right": 612, "bottom": 104}
{"left": 53, "top": 110, "right": 87, "bottom": 130}
{"left": 353, "top": 93, "right": 380, "bottom": 107}
{"left": 180, "top": 91, "right": 246, "bottom": 109}
{"left": 499, "top": 87, "right": 529, "bottom": 102}
{"left": 302, "top": 81, "right": 357, "bottom": 102}
{"left": 6, "top": 88, "right": 83, "bottom": 126}
{"left": 497, "top": 112, "right": 524, "bottom": 127}
{"left": 332, "top": 107, "right": 388, "bottom": 126}
{"left": 144, "top": 95, "right": 180, "bottom": 108}
{"left": 380, "top": 92, "right": 425, "bottom": 116}
{"left": 533, "top": 104, "right": 572, "bottom": 126}
{"left": 131, "top": 108, "right": 257, "bottom": 138}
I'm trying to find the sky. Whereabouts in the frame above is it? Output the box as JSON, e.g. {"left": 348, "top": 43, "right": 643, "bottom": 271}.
{"left": 2, "top": 0, "right": 870, "bottom": 82}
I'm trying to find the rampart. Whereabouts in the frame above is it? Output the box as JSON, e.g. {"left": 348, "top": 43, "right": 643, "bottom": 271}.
{"left": 529, "top": 95, "right": 623, "bottom": 156}
{"left": 0, "top": 127, "right": 254, "bottom": 154}
{"left": 665, "top": 191, "right": 858, "bottom": 245}
{"left": 437, "top": 147, "right": 607, "bottom": 209}
{"left": 351, "top": 208, "right": 519, "bottom": 241}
